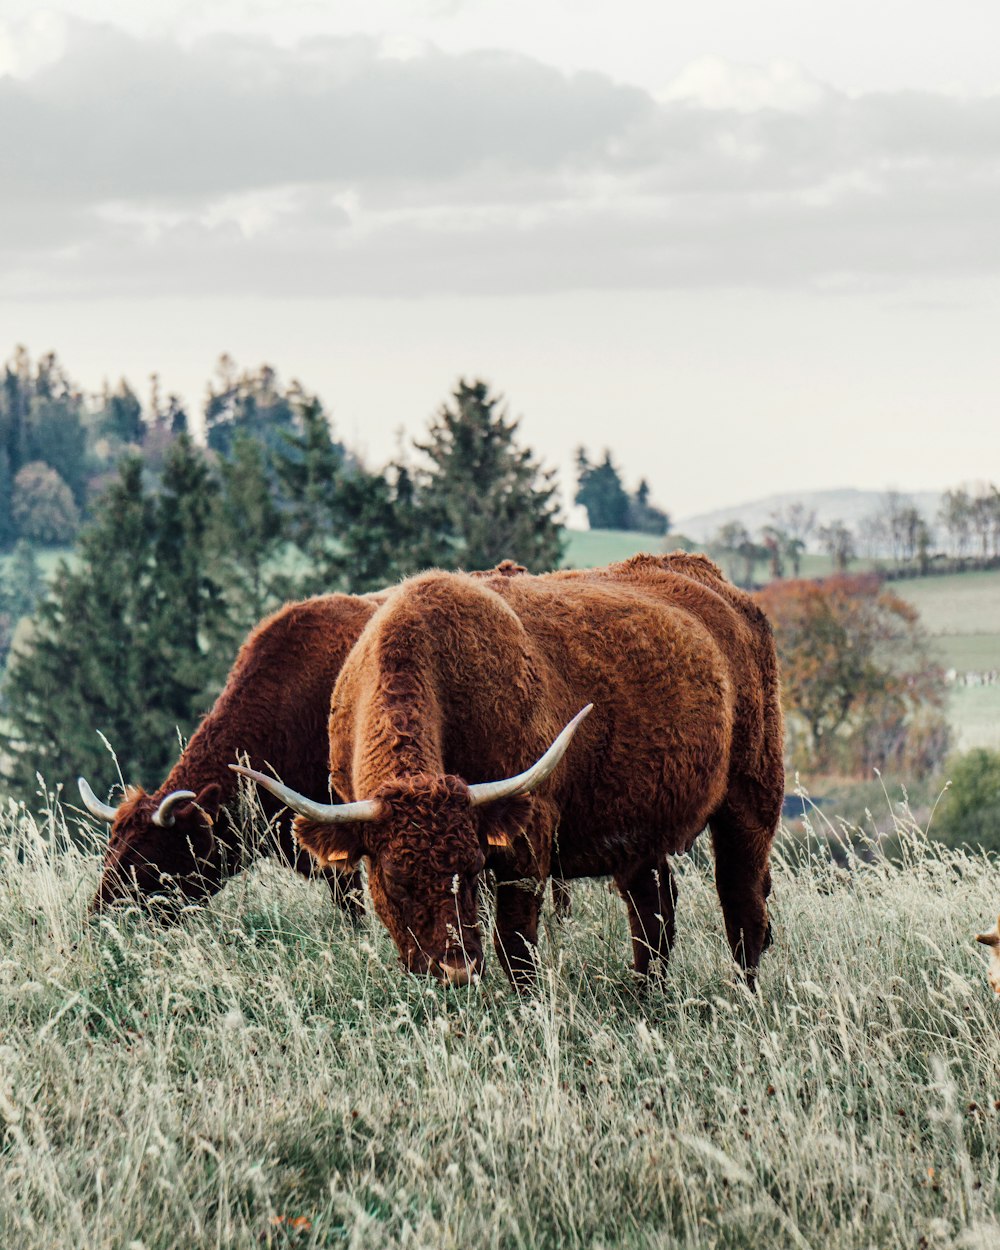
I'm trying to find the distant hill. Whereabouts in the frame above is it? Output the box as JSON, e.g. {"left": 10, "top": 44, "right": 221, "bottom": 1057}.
{"left": 676, "top": 488, "right": 943, "bottom": 546}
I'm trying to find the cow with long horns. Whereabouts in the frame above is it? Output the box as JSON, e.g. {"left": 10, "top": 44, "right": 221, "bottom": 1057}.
{"left": 235, "top": 553, "right": 784, "bottom": 988}
{"left": 80, "top": 591, "right": 386, "bottom": 915}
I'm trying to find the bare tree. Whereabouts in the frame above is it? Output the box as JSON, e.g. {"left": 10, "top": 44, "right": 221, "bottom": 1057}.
{"left": 817, "top": 519, "right": 857, "bottom": 573}
{"left": 938, "top": 488, "right": 972, "bottom": 559}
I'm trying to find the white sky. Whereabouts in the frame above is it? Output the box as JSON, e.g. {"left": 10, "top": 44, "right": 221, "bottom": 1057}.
{"left": 2, "top": 2, "right": 999, "bottom": 518}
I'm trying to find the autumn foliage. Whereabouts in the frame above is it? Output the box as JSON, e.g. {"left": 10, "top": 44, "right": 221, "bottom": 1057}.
{"left": 755, "top": 574, "right": 950, "bottom": 777}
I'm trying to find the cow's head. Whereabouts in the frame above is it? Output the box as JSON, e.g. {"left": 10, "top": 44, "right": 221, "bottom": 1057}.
{"left": 79, "top": 778, "right": 225, "bottom": 914}
{"left": 231, "top": 705, "right": 591, "bottom": 984}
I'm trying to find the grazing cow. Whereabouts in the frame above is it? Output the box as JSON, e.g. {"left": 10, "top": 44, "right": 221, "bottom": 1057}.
{"left": 975, "top": 916, "right": 1000, "bottom": 995}
{"left": 81, "top": 591, "right": 385, "bottom": 916}
{"left": 235, "top": 553, "right": 784, "bottom": 988}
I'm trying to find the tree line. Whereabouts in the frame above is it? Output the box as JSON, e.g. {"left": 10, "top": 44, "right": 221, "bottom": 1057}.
{"left": 710, "top": 486, "right": 1000, "bottom": 587}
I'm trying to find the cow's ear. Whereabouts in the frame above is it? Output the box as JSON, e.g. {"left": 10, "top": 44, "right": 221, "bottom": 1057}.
{"left": 294, "top": 816, "right": 365, "bottom": 872}
{"left": 477, "top": 794, "right": 532, "bottom": 854}
{"left": 174, "top": 783, "right": 223, "bottom": 830}
{"left": 190, "top": 783, "right": 222, "bottom": 819}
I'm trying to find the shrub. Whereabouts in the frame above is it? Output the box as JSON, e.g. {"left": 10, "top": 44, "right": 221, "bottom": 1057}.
{"left": 756, "top": 574, "right": 947, "bottom": 778}
{"left": 10, "top": 461, "right": 80, "bottom": 545}
{"left": 932, "top": 748, "right": 1000, "bottom": 853}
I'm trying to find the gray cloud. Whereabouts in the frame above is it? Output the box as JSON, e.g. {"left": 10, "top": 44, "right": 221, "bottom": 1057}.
{"left": 3, "top": 18, "right": 1000, "bottom": 298}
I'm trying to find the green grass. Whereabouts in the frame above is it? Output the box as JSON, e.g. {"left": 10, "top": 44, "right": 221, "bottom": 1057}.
{"left": 886, "top": 572, "right": 1000, "bottom": 751}
{"left": 560, "top": 529, "right": 668, "bottom": 569}
{"left": 3, "top": 797, "right": 1000, "bottom": 1249}
{"left": 893, "top": 570, "right": 1000, "bottom": 637}
{"left": 930, "top": 635, "right": 1000, "bottom": 674}
{"left": 946, "top": 685, "right": 1000, "bottom": 752}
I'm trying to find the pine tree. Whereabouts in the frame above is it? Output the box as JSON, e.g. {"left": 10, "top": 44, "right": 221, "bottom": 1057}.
{"left": 0, "top": 449, "right": 14, "bottom": 548}
{"left": 1, "top": 347, "right": 32, "bottom": 479}
{"left": 101, "top": 380, "right": 144, "bottom": 446}
{"left": 149, "top": 435, "right": 227, "bottom": 713}
{"left": 274, "top": 396, "right": 345, "bottom": 569}
{"left": 574, "top": 448, "right": 630, "bottom": 530}
{"left": 414, "top": 379, "right": 563, "bottom": 572}
{"left": 1, "top": 447, "right": 233, "bottom": 800}
{"left": 214, "top": 433, "right": 286, "bottom": 625}
{"left": 274, "top": 397, "right": 438, "bottom": 595}
{"left": 626, "top": 478, "right": 670, "bottom": 536}
{"left": 328, "top": 462, "right": 448, "bottom": 593}
{"left": 205, "top": 359, "right": 297, "bottom": 460}
{"left": 25, "top": 363, "right": 89, "bottom": 508}
{"left": 1, "top": 459, "right": 162, "bottom": 795}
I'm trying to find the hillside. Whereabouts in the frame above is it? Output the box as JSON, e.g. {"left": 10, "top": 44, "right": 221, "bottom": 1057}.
{"left": 676, "top": 487, "right": 942, "bottom": 545}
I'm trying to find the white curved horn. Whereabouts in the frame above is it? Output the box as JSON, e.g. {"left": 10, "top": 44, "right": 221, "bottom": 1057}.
{"left": 151, "top": 789, "right": 198, "bottom": 828}
{"left": 468, "top": 704, "right": 593, "bottom": 807}
{"left": 228, "top": 765, "right": 381, "bottom": 825}
{"left": 78, "top": 777, "right": 120, "bottom": 823}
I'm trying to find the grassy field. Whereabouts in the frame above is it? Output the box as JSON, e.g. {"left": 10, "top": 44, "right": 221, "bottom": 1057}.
{"left": 3, "top": 798, "right": 1000, "bottom": 1250}
{"left": 944, "top": 686, "right": 1000, "bottom": 753}
{"left": 879, "top": 571, "right": 1000, "bottom": 676}
{"left": 893, "top": 571, "right": 1000, "bottom": 638}
{"left": 0, "top": 546, "right": 73, "bottom": 580}
{"left": 888, "top": 573, "right": 1000, "bottom": 750}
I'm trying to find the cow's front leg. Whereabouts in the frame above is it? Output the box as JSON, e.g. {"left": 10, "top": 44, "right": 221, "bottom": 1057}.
{"left": 493, "top": 874, "right": 543, "bottom": 990}
{"left": 324, "top": 866, "right": 366, "bottom": 925}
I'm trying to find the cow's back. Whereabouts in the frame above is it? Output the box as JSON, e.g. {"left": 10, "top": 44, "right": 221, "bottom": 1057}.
{"left": 329, "top": 568, "right": 753, "bottom": 874}
{"left": 165, "top": 591, "right": 388, "bottom": 802}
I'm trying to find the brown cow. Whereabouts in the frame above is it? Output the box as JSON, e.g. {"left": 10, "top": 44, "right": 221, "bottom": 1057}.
{"left": 235, "top": 553, "right": 784, "bottom": 988}
{"left": 80, "top": 591, "right": 385, "bottom": 916}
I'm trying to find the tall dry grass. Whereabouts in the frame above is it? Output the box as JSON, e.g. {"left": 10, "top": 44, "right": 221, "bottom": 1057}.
{"left": 2, "top": 790, "right": 999, "bottom": 1249}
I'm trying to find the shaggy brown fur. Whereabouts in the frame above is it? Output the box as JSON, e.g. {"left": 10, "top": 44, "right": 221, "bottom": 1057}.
{"left": 294, "top": 552, "right": 784, "bottom": 987}
{"left": 92, "top": 591, "right": 385, "bottom": 914}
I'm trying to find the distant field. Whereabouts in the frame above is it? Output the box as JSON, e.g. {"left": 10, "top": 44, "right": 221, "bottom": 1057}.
{"left": 893, "top": 569, "right": 1000, "bottom": 636}
{"left": 560, "top": 528, "right": 666, "bottom": 568}
{"left": 946, "top": 684, "right": 1000, "bottom": 752}
{"left": 930, "top": 634, "right": 1000, "bottom": 673}
{"left": 0, "top": 546, "right": 71, "bottom": 579}
{"left": 889, "top": 572, "right": 1000, "bottom": 749}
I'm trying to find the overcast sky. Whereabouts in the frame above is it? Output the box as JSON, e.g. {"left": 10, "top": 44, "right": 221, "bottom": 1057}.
{"left": 2, "top": 2, "right": 999, "bottom": 519}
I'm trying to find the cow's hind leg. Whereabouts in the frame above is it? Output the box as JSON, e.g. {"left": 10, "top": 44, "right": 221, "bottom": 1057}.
{"left": 709, "top": 805, "right": 775, "bottom": 990}
{"left": 615, "top": 858, "right": 678, "bottom": 977}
